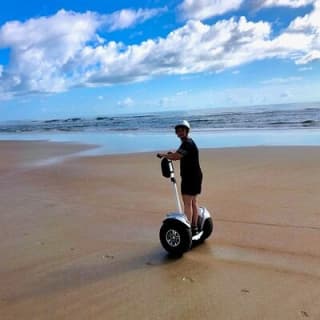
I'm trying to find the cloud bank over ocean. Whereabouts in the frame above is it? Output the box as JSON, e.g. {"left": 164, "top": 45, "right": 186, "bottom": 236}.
{"left": 0, "top": 0, "right": 319, "bottom": 100}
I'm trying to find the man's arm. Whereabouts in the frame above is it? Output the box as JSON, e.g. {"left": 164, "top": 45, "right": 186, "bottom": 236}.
{"left": 157, "top": 152, "right": 183, "bottom": 161}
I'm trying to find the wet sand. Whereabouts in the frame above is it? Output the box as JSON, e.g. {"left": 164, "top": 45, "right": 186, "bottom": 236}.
{"left": 0, "top": 141, "right": 320, "bottom": 319}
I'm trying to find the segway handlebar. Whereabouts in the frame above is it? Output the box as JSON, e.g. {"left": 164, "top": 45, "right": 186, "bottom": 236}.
{"left": 157, "top": 153, "right": 183, "bottom": 214}
{"left": 157, "top": 155, "right": 176, "bottom": 182}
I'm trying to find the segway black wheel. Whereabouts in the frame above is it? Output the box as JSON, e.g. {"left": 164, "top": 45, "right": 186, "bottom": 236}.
{"left": 201, "top": 217, "right": 213, "bottom": 241}
{"left": 159, "top": 221, "right": 192, "bottom": 256}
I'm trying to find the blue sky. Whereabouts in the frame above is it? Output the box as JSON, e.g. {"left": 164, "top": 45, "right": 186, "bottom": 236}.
{"left": 0, "top": 0, "right": 320, "bottom": 120}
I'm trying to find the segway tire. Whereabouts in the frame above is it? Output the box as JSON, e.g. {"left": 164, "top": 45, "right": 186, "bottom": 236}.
{"left": 160, "top": 221, "right": 192, "bottom": 256}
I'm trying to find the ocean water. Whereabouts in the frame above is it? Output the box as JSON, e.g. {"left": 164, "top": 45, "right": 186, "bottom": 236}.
{"left": 1, "top": 103, "right": 320, "bottom": 133}
{"left": 0, "top": 103, "right": 320, "bottom": 155}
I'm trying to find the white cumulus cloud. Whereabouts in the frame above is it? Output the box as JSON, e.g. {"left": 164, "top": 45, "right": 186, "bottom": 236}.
{"left": 269, "top": 0, "right": 320, "bottom": 63}
{"left": 117, "top": 97, "right": 134, "bottom": 107}
{"left": 259, "top": 0, "right": 315, "bottom": 8}
{"left": 299, "top": 66, "right": 313, "bottom": 71}
{"left": 0, "top": 7, "right": 164, "bottom": 96}
{"left": 106, "top": 8, "right": 167, "bottom": 31}
{"left": 81, "top": 17, "right": 272, "bottom": 86}
{"left": 261, "top": 76, "right": 302, "bottom": 84}
{"left": 179, "top": 0, "right": 244, "bottom": 20}
{"left": 0, "top": 10, "right": 100, "bottom": 95}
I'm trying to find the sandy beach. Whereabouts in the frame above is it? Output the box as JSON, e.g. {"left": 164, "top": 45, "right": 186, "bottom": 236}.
{"left": 0, "top": 141, "right": 320, "bottom": 320}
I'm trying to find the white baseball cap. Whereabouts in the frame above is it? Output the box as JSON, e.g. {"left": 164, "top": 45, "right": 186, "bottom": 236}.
{"left": 174, "top": 120, "right": 191, "bottom": 130}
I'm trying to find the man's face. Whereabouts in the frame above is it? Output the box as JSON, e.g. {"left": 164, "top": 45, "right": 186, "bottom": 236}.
{"left": 175, "top": 126, "right": 188, "bottom": 139}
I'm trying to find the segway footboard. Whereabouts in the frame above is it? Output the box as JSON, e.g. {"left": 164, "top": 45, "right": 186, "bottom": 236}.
{"left": 194, "top": 207, "right": 214, "bottom": 244}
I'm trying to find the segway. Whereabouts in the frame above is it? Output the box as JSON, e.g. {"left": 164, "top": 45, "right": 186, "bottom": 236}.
{"left": 157, "top": 154, "right": 213, "bottom": 256}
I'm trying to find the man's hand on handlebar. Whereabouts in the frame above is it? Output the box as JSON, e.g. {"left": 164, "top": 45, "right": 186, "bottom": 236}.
{"left": 157, "top": 152, "right": 173, "bottom": 159}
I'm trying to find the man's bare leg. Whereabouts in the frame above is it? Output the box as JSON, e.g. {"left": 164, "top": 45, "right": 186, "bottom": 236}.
{"left": 182, "top": 194, "right": 193, "bottom": 223}
{"left": 191, "top": 196, "right": 199, "bottom": 227}
{"left": 183, "top": 194, "right": 199, "bottom": 234}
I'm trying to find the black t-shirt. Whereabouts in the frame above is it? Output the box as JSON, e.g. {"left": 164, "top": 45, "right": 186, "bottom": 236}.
{"left": 177, "top": 138, "right": 202, "bottom": 178}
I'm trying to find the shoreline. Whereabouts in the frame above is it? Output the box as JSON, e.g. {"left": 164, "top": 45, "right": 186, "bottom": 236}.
{"left": 1, "top": 140, "right": 320, "bottom": 319}
{"left": 1, "top": 128, "right": 320, "bottom": 157}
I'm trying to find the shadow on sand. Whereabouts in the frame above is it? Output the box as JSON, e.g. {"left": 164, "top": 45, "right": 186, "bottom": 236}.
{"left": 7, "top": 246, "right": 181, "bottom": 303}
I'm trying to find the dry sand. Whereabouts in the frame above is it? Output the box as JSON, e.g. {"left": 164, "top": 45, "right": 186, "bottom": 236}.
{"left": 0, "top": 141, "right": 320, "bottom": 319}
